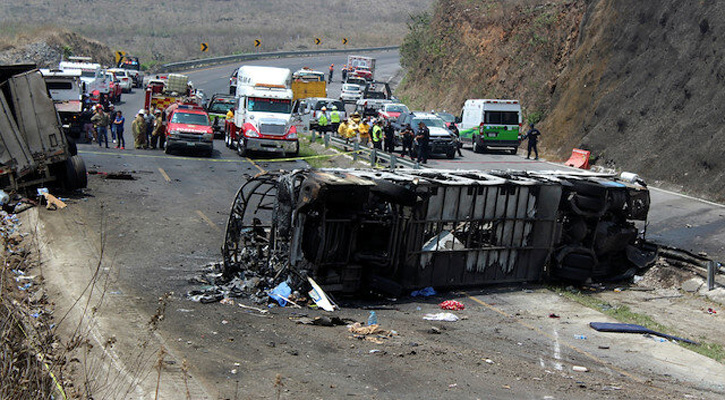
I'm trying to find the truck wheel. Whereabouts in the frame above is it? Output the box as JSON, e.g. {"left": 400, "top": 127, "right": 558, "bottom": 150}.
{"left": 164, "top": 145, "right": 172, "bottom": 155}
{"left": 472, "top": 141, "right": 480, "bottom": 154}
{"left": 237, "top": 139, "right": 247, "bottom": 157}
{"left": 446, "top": 149, "right": 455, "bottom": 159}
{"left": 61, "top": 155, "right": 87, "bottom": 190}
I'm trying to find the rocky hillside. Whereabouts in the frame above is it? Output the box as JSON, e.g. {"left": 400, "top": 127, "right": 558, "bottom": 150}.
{"left": 399, "top": 0, "right": 725, "bottom": 202}
{"left": 0, "top": 29, "right": 113, "bottom": 67}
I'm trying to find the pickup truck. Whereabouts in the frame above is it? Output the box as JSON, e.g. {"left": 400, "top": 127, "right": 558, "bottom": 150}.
{"left": 0, "top": 65, "right": 87, "bottom": 191}
{"left": 394, "top": 111, "right": 459, "bottom": 158}
{"left": 164, "top": 104, "right": 214, "bottom": 157}
{"left": 205, "top": 94, "right": 235, "bottom": 138}
{"left": 118, "top": 56, "right": 144, "bottom": 88}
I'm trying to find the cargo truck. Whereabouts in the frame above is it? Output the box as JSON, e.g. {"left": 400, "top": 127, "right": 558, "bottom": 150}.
{"left": 40, "top": 68, "right": 85, "bottom": 138}
{"left": 0, "top": 65, "right": 87, "bottom": 192}
{"left": 347, "top": 55, "right": 376, "bottom": 81}
{"left": 291, "top": 68, "right": 326, "bottom": 101}
{"left": 225, "top": 66, "right": 298, "bottom": 157}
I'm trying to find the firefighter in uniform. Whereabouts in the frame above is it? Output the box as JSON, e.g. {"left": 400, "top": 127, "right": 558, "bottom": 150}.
{"left": 132, "top": 110, "right": 147, "bottom": 149}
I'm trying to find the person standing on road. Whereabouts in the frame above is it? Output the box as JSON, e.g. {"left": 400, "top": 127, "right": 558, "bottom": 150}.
{"left": 328, "top": 64, "right": 334, "bottom": 84}
{"left": 330, "top": 106, "right": 341, "bottom": 135}
{"left": 400, "top": 123, "right": 414, "bottom": 158}
{"left": 371, "top": 119, "right": 383, "bottom": 150}
{"left": 359, "top": 117, "right": 371, "bottom": 146}
{"left": 144, "top": 110, "right": 154, "bottom": 148}
{"left": 90, "top": 106, "right": 110, "bottom": 148}
{"left": 524, "top": 123, "right": 541, "bottom": 160}
{"left": 317, "top": 106, "right": 329, "bottom": 138}
{"left": 449, "top": 123, "right": 463, "bottom": 157}
{"left": 112, "top": 111, "right": 126, "bottom": 149}
{"left": 415, "top": 121, "right": 430, "bottom": 164}
{"left": 151, "top": 109, "right": 165, "bottom": 149}
{"left": 341, "top": 65, "right": 348, "bottom": 82}
{"left": 383, "top": 119, "right": 395, "bottom": 153}
{"left": 132, "top": 110, "right": 147, "bottom": 149}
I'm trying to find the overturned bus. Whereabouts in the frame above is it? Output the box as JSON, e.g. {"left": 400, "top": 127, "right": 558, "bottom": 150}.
{"left": 222, "top": 168, "right": 654, "bottom": 295}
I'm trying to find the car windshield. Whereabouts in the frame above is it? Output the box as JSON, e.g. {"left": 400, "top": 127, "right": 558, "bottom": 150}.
{"left": 343, "top": 84, "right": 360, "bottom": 91}
{"left": 171, "top": 112, "right": 210, "bottom": 126}
{"left": 437, "top": 112, "right": 455, "bottom": 123}
{"left": 412, "top": 117, "right": 447, "bottom": 129}
{"left": 209, "top": 100, "right": 234, "bottom": 113}
{"left": 81, "top": 71, "right": 96, "bottom": 78}
{"left": 247, "top": 97, "right": 291, "bottom": 113}
{"left": 386, "top": 104, "right": 409, "bottom": 113}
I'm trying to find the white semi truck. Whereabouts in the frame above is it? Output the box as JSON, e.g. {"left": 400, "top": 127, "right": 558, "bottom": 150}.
{"left": 225, "top": 66, "right": 298, "bottom": 157}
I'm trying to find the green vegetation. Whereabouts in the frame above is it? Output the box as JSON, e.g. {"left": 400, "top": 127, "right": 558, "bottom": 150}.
{"left": 554, "top": 287, "right": 725, "bottom": 364}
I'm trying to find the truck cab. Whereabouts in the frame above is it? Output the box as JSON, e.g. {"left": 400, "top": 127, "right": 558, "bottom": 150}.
{"left": 59, "top": 59, "right": 108, "bottom": 99}
{"left": 205, "top": 94, "right": 235, "bottom": 138}
{"left": 165, "top": 104, "right": 214, "bottom": 157}
{"left": 227, "top": 66, "right": 298, "bottom": 157}
{"left": 40, "top": 68, "right": 84, "bottom": 137}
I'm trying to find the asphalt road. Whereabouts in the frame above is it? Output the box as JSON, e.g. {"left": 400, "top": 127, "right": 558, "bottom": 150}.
{"left": 51, "top": 50, "right": 725, "bottom": 398}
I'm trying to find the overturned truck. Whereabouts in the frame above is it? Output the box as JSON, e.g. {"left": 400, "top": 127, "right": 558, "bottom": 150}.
{"left": 222, "top": 168, "right": 655, "bottom": 295}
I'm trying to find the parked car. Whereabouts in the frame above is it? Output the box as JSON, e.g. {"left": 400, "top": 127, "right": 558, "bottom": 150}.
{"left": 395, "top": 112, "right": 459, "bottom": 159}
{"left": 102, "top": 72, "right": 122, "bottom": 102}
{"left": 165, "top": 104, "right": 214, "bottom": 157}
{"left": 344, "top": 76, "right": 367, "bottom": 87}
{"left": 378, "top": 103, "right": 410, "bottom": 121}
{"left": 292, "top": 98, "right": 346, "bottom": 132}
{"left": 340, "top": 83, "right": 363, "bottom": 103}
{"left": 107, "top": 68, "right": 133, "bottom": 92}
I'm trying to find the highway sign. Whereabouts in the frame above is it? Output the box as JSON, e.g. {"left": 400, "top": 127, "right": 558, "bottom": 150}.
{"left": 114, "top": 51, "right": 126, "bottom": 65}
{"left": 342, "top": 38, "right": 348, "bottom": 45}
{"left": 315, "top": 38, "right": 321, "bottom": 46}
{"left": 255, "top": 39, "right": 261, "bottom": 48}
{"left": 200, "top": 42, "right": 209, "bottom": 52}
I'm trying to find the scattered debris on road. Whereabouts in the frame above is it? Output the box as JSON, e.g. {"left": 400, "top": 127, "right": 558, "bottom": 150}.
{"left": 588, "top": 322, "right": 698, "bottom": 345}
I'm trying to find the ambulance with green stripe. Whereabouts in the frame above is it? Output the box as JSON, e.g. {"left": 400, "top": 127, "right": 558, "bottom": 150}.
{"left": 458, "top": 99, "right": 522, "bottom": 154}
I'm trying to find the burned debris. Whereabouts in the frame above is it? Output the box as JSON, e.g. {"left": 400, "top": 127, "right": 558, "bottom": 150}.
{"left": 221, "top": 168, "right": 654, "bottom": 296}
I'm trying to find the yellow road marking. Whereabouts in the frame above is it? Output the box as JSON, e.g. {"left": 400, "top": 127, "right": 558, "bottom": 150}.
{"left": 246, "top": 157, "right": 266, "bottom": 174}
{"left": 195, "top": 210, "right": 220, "bottom": 231}
{"left": 158, "top": 167, "right": 171, "bottom": 182}
{"left": 463, "top": 292, "right": 650, "bottom": 385}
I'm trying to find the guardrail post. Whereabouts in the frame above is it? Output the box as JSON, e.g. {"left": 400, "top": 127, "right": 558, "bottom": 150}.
{"left": 414, "top": 160, "right": 421, "bottom": 169}
{"left": 708, "top": 260, "right": 717, "bottom": 291}
{"left": 390, "top": 152, "right": 396, "bottom": 169}
{"left": 370, "top": 148, "right": 377, "bottom": 167}
{"left": 324, "top": 133, "right": 329, "bottom": 148}
{"left": 353, "top": 141, "right": 359, "bottom": 161}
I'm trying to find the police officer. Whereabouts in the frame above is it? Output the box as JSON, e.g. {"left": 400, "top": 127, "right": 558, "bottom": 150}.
{"left": 449, "top": 123, "right": 463, "bottom": 157}
{"left": 415, "top": 121, "right": 430, "bottom": 164}
{"left": 524, "top": 123, "right": 541, "bottom": 160}
{"left": 330, "top": 105, "right": 341, "bottom": 135}
{"left": 400, "top": 123, "right": 414, "bottom": 158}
{"left": 383, "top": 119, "right": 395, "bottom": 153}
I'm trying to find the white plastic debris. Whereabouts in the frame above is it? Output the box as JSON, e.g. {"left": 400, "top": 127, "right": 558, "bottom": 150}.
{"left": 423, "top": 312, "right": 459, "bottom": 322}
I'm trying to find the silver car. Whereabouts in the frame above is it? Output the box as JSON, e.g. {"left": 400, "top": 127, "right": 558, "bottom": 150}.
{"left": 340, "top": 84, "right": 362, "bottom": 103}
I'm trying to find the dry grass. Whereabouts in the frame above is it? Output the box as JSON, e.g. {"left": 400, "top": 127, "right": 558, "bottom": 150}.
{"left": 0, "top": 0, "right": 433, "bottom": 64}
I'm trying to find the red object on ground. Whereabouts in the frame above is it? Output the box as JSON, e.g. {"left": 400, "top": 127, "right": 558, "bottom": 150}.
{"left": 565, "top": 148, "right": 591, "bottom": 169}
{"left": 439, "top": 300, "right": 465, "bottom": 311}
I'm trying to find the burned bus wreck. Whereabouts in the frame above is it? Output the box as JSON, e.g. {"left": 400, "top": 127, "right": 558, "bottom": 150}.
{"left": 222, "top": 168, "right": 655, "bottom": 295}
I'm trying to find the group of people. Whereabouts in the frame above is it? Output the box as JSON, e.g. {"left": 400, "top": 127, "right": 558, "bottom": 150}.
{"left": 318, "top": 110, "right": 435, "bottom": 164}
{"left": 82, "top": 105, "right": 166, "bottom": 150}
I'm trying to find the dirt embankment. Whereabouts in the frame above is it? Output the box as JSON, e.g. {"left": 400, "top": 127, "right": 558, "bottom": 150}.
{"left": 400, "top": 0, "right": 725, "bottom": 202}
{"left": 0, "top": 29, "right": 113, "bottom": 67}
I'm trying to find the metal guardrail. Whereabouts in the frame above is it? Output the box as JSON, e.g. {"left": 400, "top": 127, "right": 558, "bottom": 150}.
{"left": 326, "top": 134, "right": 421, "bottom": 169}
{"left": 158, "top": 46, "right": 400, "bottom": 72}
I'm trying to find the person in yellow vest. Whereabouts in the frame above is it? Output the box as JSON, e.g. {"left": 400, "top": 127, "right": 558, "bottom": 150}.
{"left": 317, "top": 106, "right": 329, "bottom": 138}
{"left": 358, "top": 116, "right": 370, "bottom": 146}
{"left": 226, "top": 107, "right": 234, "bottom": 120}
{"left": 330, "top": 106, "right": 341, "bottom": 135}
{"left": 371, "top": 119, "right": 383, "bottom": 150}
{"left": 345, "top": 112, "right": 361, "bottom": 143}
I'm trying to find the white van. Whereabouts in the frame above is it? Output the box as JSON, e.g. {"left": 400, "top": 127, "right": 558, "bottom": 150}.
{"left": 459, "top": 99, "right": 522, "bottom": 153}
